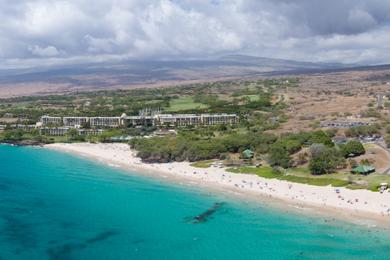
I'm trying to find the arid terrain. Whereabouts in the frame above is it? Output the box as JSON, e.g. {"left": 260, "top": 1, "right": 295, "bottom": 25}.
{"left": 276, "top": 68, "right": 390, "bottom": 132}
{"left": 0, "top": 55, "right": 344, "bottom": 98}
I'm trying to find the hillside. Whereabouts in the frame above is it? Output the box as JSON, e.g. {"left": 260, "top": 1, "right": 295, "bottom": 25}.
{"left": 0, "top": 55, "right": 347, "bottom": 97}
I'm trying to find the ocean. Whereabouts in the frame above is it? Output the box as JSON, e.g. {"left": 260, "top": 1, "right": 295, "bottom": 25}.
{"left": 1, "top": 144, "right": 390, "bottom": 259}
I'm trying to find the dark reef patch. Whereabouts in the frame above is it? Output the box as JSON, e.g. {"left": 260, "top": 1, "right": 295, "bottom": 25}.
{"left": 185, "top": 202, "right": 226, "bottom": 224}
{"left": 1, "top": 214, "right": 37, "bottom": 250}
{"left": 47, "top": 230, "right": 119, "bottom": 260}
{"left": 86, "top": 230, "right": 119, "bottom": 244}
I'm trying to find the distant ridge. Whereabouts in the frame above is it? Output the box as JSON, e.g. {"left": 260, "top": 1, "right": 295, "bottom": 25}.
{"left": 0, "top": 55, "right": 386, "bottom": 97}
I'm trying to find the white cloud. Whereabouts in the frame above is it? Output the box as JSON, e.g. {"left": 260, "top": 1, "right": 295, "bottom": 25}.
{"left": 1, "top": 0, "right": 390, "bottom": 67}
{"left": 29, "top": 45, "right": 60, "bottom": 57}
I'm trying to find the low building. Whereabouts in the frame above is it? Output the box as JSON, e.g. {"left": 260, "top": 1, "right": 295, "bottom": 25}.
{"left": 63, "top": 117, "right": 89, "bottom": 127}
{"left": 351, "top": 165, "right": 375, "bottom": 175}
{"left": 90, "top": 117, "right": 121, "bottom": 128}
{"left": 242, "top": 149, "right": 254, "bottom": 159}
{"left": 40, "top": 127, "right": 103, "bottom": 136}
{"left": 320, "top": 121, "right": 370, "bottom": 128}
{"left": 40, "top": 127, "right": 69, "bottom": 136}
{"left": 78, "top": 129, "right": 104, "bottom": 136}
{"left": 40, "top": 116, "right": 62, "bottom": 126}
{"left": 3, "top": 113, "right": 14, "bottom": 118}
{"left": 109, "top": 136, "right": 132, "bottom": 142}
{"left": 10, "top": 124, "right": 37, "bottom": 130}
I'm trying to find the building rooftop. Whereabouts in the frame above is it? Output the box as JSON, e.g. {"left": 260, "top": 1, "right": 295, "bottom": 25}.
{"left": 352, "top": 165, "right": 375, "bottom": 174}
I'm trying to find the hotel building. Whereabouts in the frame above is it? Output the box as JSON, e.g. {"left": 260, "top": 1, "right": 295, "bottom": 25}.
{"left": 63, "top": 117, "right": 89, "bottom": 127}
{"left": 40, "top": 116, "right": 62, "bottom": 126}
{"left": 120, "top": 114, "right": 154, "bottom": 127}
{"left": 200, "top": 114, "right": 238, "bottom": 125}
{"left": 90, "top": 117, "right": 121, "bottom": 128}
{"left": 37, "top": 113, "right": 239, "bottom": 129}
{"left": 154, "top": 114, "right": 201, "bottom": 126}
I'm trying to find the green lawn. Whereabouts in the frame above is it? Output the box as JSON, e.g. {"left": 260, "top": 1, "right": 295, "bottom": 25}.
{"left": 227, "top": 166, "right": 280, "bottom": 178}
{"left": 166, "top": 96, "right": 208, "bottom": 112}
{"left": 227, "top": 166, "right": 349, "bottom": 187}
{"left": 285, "top": 167, "right": 311, "bottom": 175}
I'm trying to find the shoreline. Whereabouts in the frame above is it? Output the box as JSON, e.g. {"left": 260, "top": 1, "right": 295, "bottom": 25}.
{"left": 44, "top": 142, "right": 390, "bottom": 227}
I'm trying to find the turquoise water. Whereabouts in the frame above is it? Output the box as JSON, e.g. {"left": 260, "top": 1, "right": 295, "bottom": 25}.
{"left": 1, "top": 145, "right": 390, "bottom": 260}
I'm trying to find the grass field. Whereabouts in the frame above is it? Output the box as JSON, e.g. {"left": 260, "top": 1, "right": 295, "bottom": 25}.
{"left": 227, "top": 166, "right": 349, "bottom": 187}
{"left": 166, "top": 96, "right": 208, "bottom": 112}
{"left": 227, "top": 165, "right": 390, "bottom": 191}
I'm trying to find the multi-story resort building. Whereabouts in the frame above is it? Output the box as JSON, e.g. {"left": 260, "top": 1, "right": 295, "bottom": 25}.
{"left": 120, "top": 114, "right": 154, "bottom": 127}
{"left": 175, "top": 114, "right": 201, "bottom": 126}
{"left": 36, "top": 113, "right": 239, "bottom": 136}
{"left": 40, "top": 116, "right": 62, "bottom": 126}
{"left": 121, "top": 113, "right": 238, "bottom": 127}
{"left": 155, "top": 114, "right": 179, "bottom": 126}
{"left": 90, "top": 117, "right": 121, "bottom": 128}
{"left": 154, "top": 114, "right": 201, "bottom": 126}
{"left": 200, "top": 114, "right": 238, "bottom": 125}
{"left": 63, "top": 117, "right": 89, "bottom": 127}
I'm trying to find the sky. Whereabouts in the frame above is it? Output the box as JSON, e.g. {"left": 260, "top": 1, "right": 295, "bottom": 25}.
{"left": 1, "top": 0, "right": 390, "bottom": 68}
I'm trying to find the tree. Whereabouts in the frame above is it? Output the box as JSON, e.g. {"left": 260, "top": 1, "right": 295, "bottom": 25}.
{"left": 340, "top": 140, "right": 365, "bottom": 157}
{"left": 309, "top": 131, "right": 334, "bottom": 147}
{"left": 67, "top": 128, "right": 78, "bottom": 141}
{"left": 268, "top": 145, "right": 292, "bottom": 168}
{"left": 309, "top": 144, "right": 343, "bottom": 175}
{"left": 3, "top": 129, "right": 24, "bottom": 141}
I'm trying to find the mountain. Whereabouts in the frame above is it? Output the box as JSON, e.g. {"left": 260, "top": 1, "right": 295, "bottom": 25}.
{"left": 0, "top": 55, "right": 350, "bottom": 97}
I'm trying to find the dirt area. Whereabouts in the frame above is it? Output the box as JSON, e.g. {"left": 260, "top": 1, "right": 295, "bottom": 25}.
{"left": 275, "top": 68, "right": 390, "bottom": 133}
{"left": 355, "top": 143, "right": 390, "bottom": 174}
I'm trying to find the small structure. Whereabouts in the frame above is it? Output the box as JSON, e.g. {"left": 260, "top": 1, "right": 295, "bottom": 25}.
{"left": 242, "top": 149, "right": 254, "bottom": 159}
{"left": 109, "top": 136, "right": 132, "bottom": 142}
{"left": 351, "top": 165, "right": 375, "bottom": 175}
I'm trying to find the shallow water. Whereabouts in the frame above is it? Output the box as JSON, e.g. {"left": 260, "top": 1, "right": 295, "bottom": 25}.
{"left": 1, "top": 145, "right": 390, "bottom": 259}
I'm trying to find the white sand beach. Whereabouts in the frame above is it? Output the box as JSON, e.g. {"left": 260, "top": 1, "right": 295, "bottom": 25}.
{"left": 46, "top": 142, "right": 390, "bottom": 225}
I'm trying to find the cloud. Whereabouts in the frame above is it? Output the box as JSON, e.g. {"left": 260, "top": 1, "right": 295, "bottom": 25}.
{"left": 1, "top": 0, "right": 390, "bottom": 68}
{"left": 29, "top": 45, "right": 60, "bottom": 57}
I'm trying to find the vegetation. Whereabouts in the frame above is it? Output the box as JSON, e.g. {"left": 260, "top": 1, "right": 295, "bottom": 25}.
{"left": 0, "top": 78, "right": 288, "bottom": 121}
{"left": 309, "top": 144, "right": 344, "bottom": 175}
{"left": 339, "top": 140, "right": 365, "bottom": 157}
{"left": 345, "top": 124, "right": 381, "bottom": 137}
{"left": 166, "top": 96, "right": 208, "bottom": 112}
{"left": 386, "top": 135, "right": 390, "bottom": 148}
{"left": 227, "top": 166, "right": 349, "bottom": 187}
